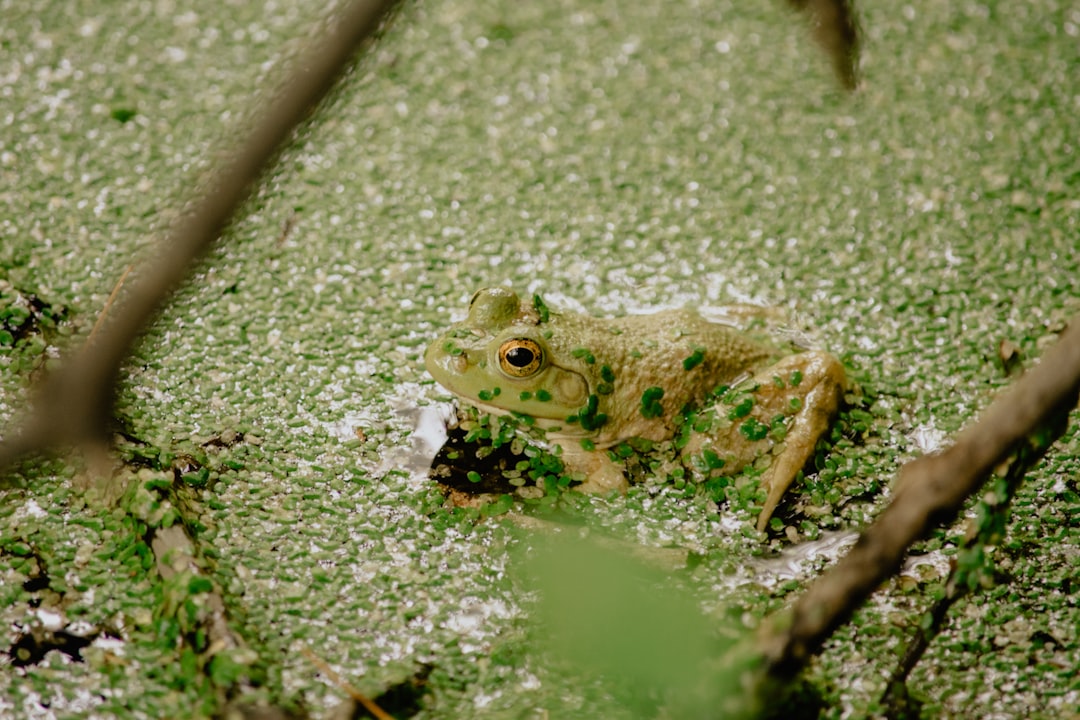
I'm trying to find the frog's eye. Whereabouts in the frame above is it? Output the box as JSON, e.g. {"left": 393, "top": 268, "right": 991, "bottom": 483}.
{"left": 498, "top": 338, "right": 543, "bottom": 377}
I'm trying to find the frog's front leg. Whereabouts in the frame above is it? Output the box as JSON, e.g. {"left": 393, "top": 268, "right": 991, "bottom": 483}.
{"left": 754, "top": 351, "right": 845, "bottom": 531}
{"left": 561, "top": 442, "right": 630, "bottom": 495}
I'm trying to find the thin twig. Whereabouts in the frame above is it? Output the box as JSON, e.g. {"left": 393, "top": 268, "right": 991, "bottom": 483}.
{"left": 761, "top": 316, "right": 1080, "bottom": 678}
{"left": 299, "top": 645, "right": 395, "bottom": 720}
{"left": 0, "top": 0, "right": 403, "bottom": 475}
{"left": 275, "top": 211, "right": 300, "bottom": 247}
{"left": 87, "top": 263, "right": 134, "bottom": 343}
{"left": 879, "top": 412, "right": 1064, "bottom": 713}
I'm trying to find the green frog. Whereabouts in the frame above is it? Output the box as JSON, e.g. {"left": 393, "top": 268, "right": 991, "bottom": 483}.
{"left": 424, "top": 287, "right": 846, "bottom": 531}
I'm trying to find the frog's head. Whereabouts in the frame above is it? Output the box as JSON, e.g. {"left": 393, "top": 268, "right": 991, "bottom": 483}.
{"left": 424, "top": 287, "right": 591, "bottom": 431}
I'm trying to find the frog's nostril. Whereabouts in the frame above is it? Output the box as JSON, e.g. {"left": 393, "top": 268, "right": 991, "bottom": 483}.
{"left": 449, "top": 354, "right": 468, "bottom": 374}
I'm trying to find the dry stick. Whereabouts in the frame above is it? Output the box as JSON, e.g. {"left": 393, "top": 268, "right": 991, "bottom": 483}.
{"left": 298, "top": 645, "right": 395, "bottom": 720}
{"left": 0, "top": 0, "right": 403, "bottom": 474}
{"left": 762, "top": 316, "right": 1080, "bottom": 678}
{"left": 787, "top": 0, "right": 861, "bottom": 90}
{"left": 879, "top": 411, "right": 1064, "bottom": 712}
{"left": 87, "top": 263, "right": 135, "bottom": 343}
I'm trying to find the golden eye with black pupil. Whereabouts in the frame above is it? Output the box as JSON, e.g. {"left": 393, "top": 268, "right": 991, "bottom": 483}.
{"left": 498, "top": 338, "right": 543, "bottom": 377}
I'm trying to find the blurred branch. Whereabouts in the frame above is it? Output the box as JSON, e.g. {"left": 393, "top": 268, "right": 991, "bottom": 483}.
{"left": 0, "top": 0, "right": 403, "bottom": 476}
{"left": 787, "top": 0, "right": 861, "bottom": 90}
{"left": 761, "top": 316, "right": 1080, "bottom": 678}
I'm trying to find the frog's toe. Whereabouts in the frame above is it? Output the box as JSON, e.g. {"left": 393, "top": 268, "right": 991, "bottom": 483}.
{"left": 754, "top": 351, "right": 845, "bottom": 532}
{"left": 576, "top": 471, "right": 630, "bottom": 495}
{"left": 756, "top": 464, "right": 799, "bottom": 532}
{"left": 563, "top": 445, "right": 630, "bottom": 495}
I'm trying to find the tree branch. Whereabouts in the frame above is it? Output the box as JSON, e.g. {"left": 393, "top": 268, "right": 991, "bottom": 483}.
{"left": 787, "top": 0, "right": 861, "bottom": 90}
{"left": 762, "top": 316, "right": 1080, "bottom": 677}
{"left": 0, "top": 0, "right": 403, "bottom": 476}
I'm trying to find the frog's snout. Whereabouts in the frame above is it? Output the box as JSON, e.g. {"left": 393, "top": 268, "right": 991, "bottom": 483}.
{"left": 443, "top": 352, "right": 469, "bottom": 376}
{"left": 424, "top": 341, "right": 468, "bottom": 380}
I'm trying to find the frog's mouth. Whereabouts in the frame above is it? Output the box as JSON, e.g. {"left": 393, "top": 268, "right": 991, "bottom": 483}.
{"left": 463, "top": 398, "right": 582, "bottom": 434}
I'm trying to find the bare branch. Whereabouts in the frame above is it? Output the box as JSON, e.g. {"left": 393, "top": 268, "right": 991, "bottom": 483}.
{"left": 0, "top": 0, "right": 403, "bottom": 475}
{"left": 787, "top": 0, "right": 861, "bottom": 90}
{"left": 762, "top": 316, "right": 1080, "bottom": 677}
{"left": 879, "top": 419, "right": 1059, "bottom": 712}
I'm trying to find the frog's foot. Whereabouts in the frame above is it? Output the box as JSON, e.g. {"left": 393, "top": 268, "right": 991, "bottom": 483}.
{"left": 755, "top": 351, "right": 845, "bottom": 532}
{"left": 560, "top": 443, "right": 630, "bottom": 495}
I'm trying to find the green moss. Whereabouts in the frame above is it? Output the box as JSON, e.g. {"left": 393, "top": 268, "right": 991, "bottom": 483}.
{"left": 682, "top": 347, "right": 705, "bottom": 371}
{"left": 533, "top": 293, "right": 550, "bottom": 322}
{"left": 738, "top": 418, "right": 769, "bottom": 442}
{"left": 571, "top": 347, "right": 597, "bottom": 364}
{"left": 728, "top": 396, "right": 754, "bottom": 419}
{"left": 640, "top": 386, "right": 665, "bottom": 419}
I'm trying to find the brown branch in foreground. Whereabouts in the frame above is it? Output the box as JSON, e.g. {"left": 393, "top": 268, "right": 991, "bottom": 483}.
{"left": 0, "top": 0, "right": 403, "bottom": 475}
{"left": 787, "top": 0, "right": 861, "bottom": 90}
{"left": 762, "top": 316, "right": 1080, "bottom": 678}
{"left": 881, "top": 409, "right": 1064, "bottom": 713}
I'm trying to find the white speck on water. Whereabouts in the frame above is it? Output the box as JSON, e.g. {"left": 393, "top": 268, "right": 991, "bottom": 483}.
{"left": 748, "top": 531, "right": 860, "bottom": 589}
{"left": 66, "top": 620, "right": 97, "bottom": 637}
{"left": 173, "top": 11, "right": 199, "bottom": 27}
{"left": 473, "top": 690, "right": 499, "bottom": 709}
{"left": 856, "top": 334, "right": 879, "bottom": 351}
{"left": 901, "top": 546, "right": 952, "bottom": 579}
{"left": 445, "top": 597, "right": 515, "bottom": 637}
{"left": 938, "top": 242, "right": 965, "bottom": 269}
{"left": 410, "top": 403, "right": 452, "bottom": 464}
{"left": 519, "top": 670, "right": 541, "bottom": 691}
{"left": 909, "top": 421, "right": 947, "bottom": 454}
{"left": 78, "top": 19, "right": 102, "bottom": 37}
{"left": 319, "top": 410, "right": 372, "bottom": 443}
{"left": 92, "top": 635, "right": 127, "bottom": 653}
{"left": 163, "top": 47, "right": 187, "bottom": 63}
{"left": 35, "top": 608, "right": 65, "bottom": 631}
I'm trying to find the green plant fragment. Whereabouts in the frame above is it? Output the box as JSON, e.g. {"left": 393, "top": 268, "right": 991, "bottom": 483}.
{"left": 682, "top": 347, "right": 705, "bottom": 371}
{"left": 533, "top": 293, "right": 550, "bottom": 322}
{"left": 640, "top": 386, "right": 665, "bottom": 419}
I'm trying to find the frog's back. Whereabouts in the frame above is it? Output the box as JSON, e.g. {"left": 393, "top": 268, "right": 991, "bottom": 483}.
{"left": 602, "top": 308, "right": 774, "bottom": 384}
{"left": 544, "top": 307, "right": 776, "bottom": 445}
